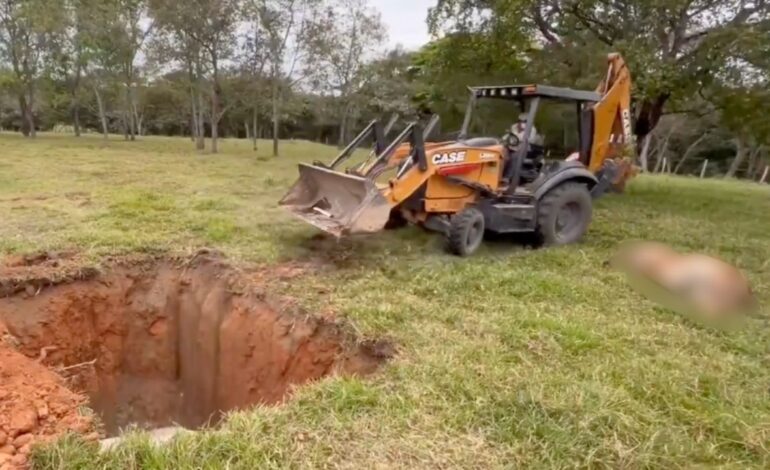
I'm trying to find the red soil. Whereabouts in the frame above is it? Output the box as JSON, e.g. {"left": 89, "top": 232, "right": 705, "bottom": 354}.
{"left": 0, "top": 251, "right": 392, "bottom": 469}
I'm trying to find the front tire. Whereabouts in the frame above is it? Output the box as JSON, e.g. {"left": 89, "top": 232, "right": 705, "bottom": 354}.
{"left": 446, "top": 207, "right": 485, "bottom": 256}
{"left": 536, "top": 182, "right": 593, "bottom": 246}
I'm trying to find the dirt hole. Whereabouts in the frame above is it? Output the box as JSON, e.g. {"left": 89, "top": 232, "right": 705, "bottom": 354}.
{"left": 0, "top": 252, "right": 392, "bottom": 437}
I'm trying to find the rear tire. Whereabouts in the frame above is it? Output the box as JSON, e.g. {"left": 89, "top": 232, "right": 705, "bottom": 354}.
{"left": 446, "top": 207, "right": 485, "bottom": 256}
{"left": 536, "top": 182, "right": 592, "bottom": 246}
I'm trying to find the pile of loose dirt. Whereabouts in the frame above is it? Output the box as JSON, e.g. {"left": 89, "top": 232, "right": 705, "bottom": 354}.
{"left": 0, "top": 250, "right": 392, "bottom": 466}
{"left": 0, "top": 322, "right": 96, "bottom": 469}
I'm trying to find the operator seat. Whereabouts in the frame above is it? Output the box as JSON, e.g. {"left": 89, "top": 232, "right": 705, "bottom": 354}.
{"left": 521, "top": 144, "right": 545, "bottom": 183}
{"left": 502, "top": 142, "right": 545, "bottom": 186}
{"left": 461, "top": 137, "right": 500, "bottom": 147}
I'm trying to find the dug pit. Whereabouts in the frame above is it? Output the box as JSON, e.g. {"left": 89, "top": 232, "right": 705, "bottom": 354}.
{"left": 0, "top": 252, "right": 392, "bottom": 437}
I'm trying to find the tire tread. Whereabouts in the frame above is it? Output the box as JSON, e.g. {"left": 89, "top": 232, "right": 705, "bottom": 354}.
{"left": 447, "top": 207, "right": 484, "bottom": 256}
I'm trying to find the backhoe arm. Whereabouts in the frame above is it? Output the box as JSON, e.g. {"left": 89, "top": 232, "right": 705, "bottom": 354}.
{"left": 588, "top": 53, "right": 638, "bottom": 189}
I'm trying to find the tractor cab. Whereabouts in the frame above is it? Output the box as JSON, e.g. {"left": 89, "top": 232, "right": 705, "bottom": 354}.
{"left": 458, "top": 84, "right": 606, "bottom": 190}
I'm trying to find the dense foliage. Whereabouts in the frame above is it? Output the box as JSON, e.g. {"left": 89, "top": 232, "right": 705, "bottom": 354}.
{"left": 1, "top": 0, "right": 768, "bottom": 177}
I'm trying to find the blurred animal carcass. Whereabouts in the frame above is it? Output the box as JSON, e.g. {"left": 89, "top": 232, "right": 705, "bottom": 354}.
{"left": 612, "top": 241, "right": 759, "bottom": 322}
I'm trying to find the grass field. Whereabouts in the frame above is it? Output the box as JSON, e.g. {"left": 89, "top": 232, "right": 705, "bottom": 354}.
{"left": 2, "top": 133, "right": 770, "bottom": 469}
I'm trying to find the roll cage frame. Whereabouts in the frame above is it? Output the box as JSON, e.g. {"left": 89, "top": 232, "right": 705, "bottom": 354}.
{"left": 458, "top": 84, "right": 603, "bottom": 189}
{"left": 319, "top": 83, "right": 604, "bottom": 195}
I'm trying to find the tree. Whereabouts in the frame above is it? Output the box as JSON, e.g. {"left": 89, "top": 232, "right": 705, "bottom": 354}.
{"left": 74, "top": 0, "right": 152, "bottom": 140}
{"left": 359, "top": 48, "right": 420, "bottom": 121}
{"left": 111, "top": 0, "right": 152, "bottom": 140}
{"left": 151, "top": 0, "right": 239, "bottom": 153}
{"left": 717, "top": 87, "right": 770, "bottom": 178}
{"left": 239, "top": 2, "right": 269, "bottom": 151}
{"left": 148, "top": 7, "right": 206, "bottom": 149}
{"left": 0, "top": 0, "right": 65, "bottom": 137}
{"left": 44, "top": 0, "right": 88, "bottom": 137}
{"left": 67, "top": 1, "right": 86, "bottom": 137}
{"left": 429, "top": 0, "right": 770, "bottom": 151}
{"left": 140, "top": 72, "right": 192, "bottom": 135}
{"left": 307, "top": 0, "right": 386, "bottom": 146}
{"left": 246, "top": 0, "right": 320, "bottom": 157}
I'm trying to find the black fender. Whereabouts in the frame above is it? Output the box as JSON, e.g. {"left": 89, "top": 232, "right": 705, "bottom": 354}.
{"left": 533, "top": 161, "right": 598, "bottom": 200}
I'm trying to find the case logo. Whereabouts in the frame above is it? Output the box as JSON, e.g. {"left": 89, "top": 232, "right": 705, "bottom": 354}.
{"left": 432, "top": 151, "right": 467, "bottom": 165}
{"left": 621, "top": 109, "right": 634, "bottom": 143}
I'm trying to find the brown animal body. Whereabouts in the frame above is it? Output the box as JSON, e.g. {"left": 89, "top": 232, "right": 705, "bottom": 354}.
{"left": 613, "top": 242, "right": 758, "bottom": 320}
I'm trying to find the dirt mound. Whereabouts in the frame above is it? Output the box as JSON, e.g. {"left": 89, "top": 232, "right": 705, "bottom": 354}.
{"left": 0, "top": 251, "right": 392, "bottom": 446}
{"left": 0, "top": 323, "right": 96, "bottom": 469}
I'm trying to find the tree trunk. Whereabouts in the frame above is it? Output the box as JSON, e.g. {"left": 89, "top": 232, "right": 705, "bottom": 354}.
{"left": 652, "top": 125, "right": 676, "bottom": 173}
{"left": 338, "top": 116, "right": 347, "bottom": 149}
{"left": 674, "top": 134, "right": 708, "bottom": 174}
{"left": 195, "top": 88, "right": 205, "bottom": 151}
{"left": 131, "top": 97, "right": 143, "bottom": 137}
{"left": 125, "top": 86, "right": 136, "bottom": 141}
{"left": 337, "top": 102, "right": 351, "bottom": 148}
{"left": 122, "top": 112, "right": 129, "bottom": 140}
{"left": 634, "top": 94, "right": 670, "bottom": 155}
{"left": 188, "top": 59, "right": 199, "bottom": 144}
{"left": 272, "top": 75, "right": 280, "bottom": 157}
{"left": 725, "top": 138, "right": 746, "bottom": 178}
{"left": 252, "top": 106, "right": 258, "bottom": 151}
{"left": 746, "top": 146, "right": 761, "bottom": 179}
{"left": 73, "top": 103, "right": 81, "bottom": 137}
{"left": 196, "top": 92, "right": 205, "bottom": 151}
{"left": 18, "top": 94, "right": 30, "bottom": 137}
{"left": 25, "top": 83, "right": 36, "bottom": 138}
{"left": 195, "top": 58, "right": 205, "bottom": 151}
{"left": 753, "top": 151, "right": 767, "bottom": 180}
{"left": 638, "top": 134, "right": 651, "bottom": 172}
{"left": 211, "top": 106, "right": 219, "bottom": 154}
{"left": 190, "top": 86, "right": 198, "bottom": 142}
{"left": 93, "top": 84, "right": 108, "bottom": 140}
{"left": 653, "top": 148, "right": 664, "bottom": 173}
{"left": 211, "top": 52, "right": 222, "bottom": 155}
{"left": 72, "top": 60, "right": 83, "bottom": 137}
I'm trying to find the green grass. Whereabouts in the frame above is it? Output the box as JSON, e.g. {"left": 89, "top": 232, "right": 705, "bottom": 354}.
{"left": 2, "top": 133, "right": 770, "bottom": 469}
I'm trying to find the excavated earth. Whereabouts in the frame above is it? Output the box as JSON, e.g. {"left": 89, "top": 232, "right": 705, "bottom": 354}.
{"left": 0, "top": 250, "right": 392, "bottom": 468}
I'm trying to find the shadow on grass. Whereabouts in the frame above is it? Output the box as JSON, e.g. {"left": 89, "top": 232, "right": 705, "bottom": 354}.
{"left": 277, "top": 226, "right": 546, "bottom": 266}
{"left": 482, "top": 231, "right": 544, "bottom": 253}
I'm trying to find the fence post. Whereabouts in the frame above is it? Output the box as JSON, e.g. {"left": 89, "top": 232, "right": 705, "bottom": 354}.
{"left": 700, "top": 159, "right": 709, "bottom": 179}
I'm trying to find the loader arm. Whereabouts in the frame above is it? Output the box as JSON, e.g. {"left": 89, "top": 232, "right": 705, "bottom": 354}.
{"left": 357, "top": 141, "right": 451, "bottom": 177}
{"left": 279, "top": 122, "right": 459, "bottom": 237}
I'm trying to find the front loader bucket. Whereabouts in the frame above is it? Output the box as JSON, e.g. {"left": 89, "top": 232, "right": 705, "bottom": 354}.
{"left": 279, "top": 163, "right": 392, "bottom": 237}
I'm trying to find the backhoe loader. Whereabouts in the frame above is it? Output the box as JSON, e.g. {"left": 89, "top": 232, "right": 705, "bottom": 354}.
{"left": 280, "top": 53, "right": 637, "bottom": 256}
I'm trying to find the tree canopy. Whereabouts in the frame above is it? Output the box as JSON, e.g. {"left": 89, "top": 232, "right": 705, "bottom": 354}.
{"left": 0, "top": 0, "right": 767, "bottom": 178}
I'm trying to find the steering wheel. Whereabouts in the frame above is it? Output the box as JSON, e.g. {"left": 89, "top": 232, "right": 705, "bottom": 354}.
{"left": 503, "top": 132, "right": 520, "bottom": 151}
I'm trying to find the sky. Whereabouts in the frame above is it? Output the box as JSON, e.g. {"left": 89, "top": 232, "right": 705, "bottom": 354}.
{"left": 370, "top": 0, "right": 435, "bottom": 51}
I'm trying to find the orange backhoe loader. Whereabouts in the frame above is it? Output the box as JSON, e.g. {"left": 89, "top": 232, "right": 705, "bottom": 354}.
{"left": 280, "top": 53, "right": 638, "bottom": 256}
